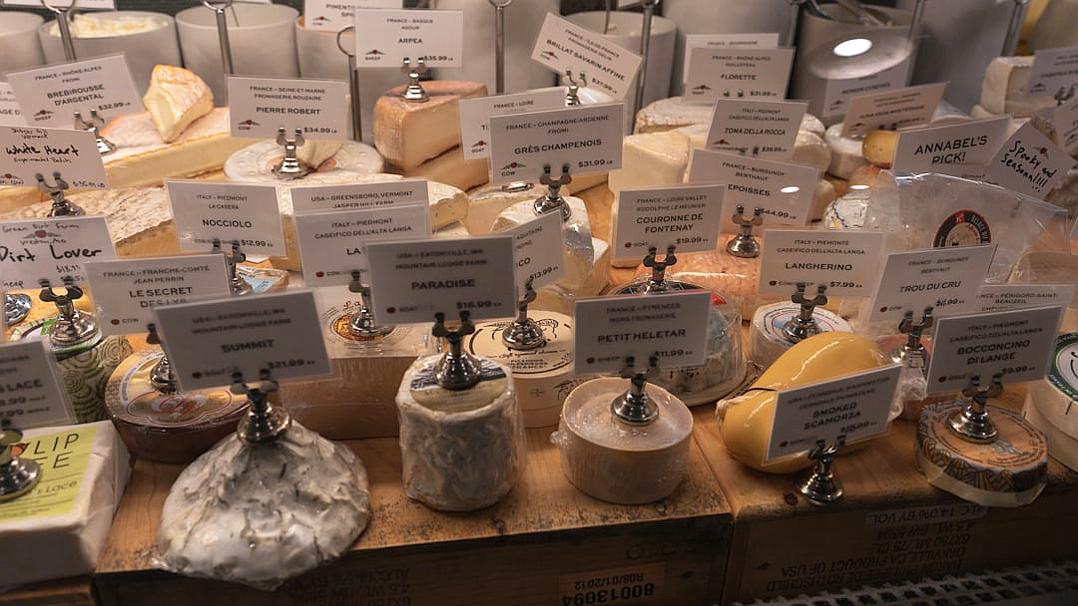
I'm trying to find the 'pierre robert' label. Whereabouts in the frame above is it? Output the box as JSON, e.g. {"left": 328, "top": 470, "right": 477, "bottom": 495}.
{"left": 227, "top": 76, "right": 348, "bottom": 140}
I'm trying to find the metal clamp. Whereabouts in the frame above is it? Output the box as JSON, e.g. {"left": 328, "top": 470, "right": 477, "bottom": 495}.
{"left": 337, "top": 26, "right": 363, "bottom": 142}
{"left": 890, "top": 306, "right": 933, "bottom": 371}
{"left": 146, "top": 323, "right": 178, "bottom": 394}
{"left": 725, "top": 205, "right": 763, "bottom": 258}
{"left": 534, "top": 163, "right": 573, "bottom": 221}
{"left": 502, "top": 277, "right": 545, "bottom": 351}
{"left": 40, "top": 0, "right": 77, "bottom": 61}
{"left": 565, "top": 70, "right": 586, "bottom": 107}
{"left": 641, "top": 244, "right": 677, "bottom": 293}
{"left": 1001, "top": 0, "right": 1030, "bottom": 56}
{"left": 401, "top": 58, "right": 430, "bottom": 103}
{"left": 38, "top": 276, "right": 97, "bottom": 346}
{"left": 231, "top": 369, "right": 290, "bottom": 444}
{"left": 272, "top": 127, "right": 311, "bottom": 180}
{"left": 611, "top": 355, "right": 659, "bottom": 425}
{"left": 796, "top": 436, "right": 845, "bottom": 506}
{"left": 949, "top": 373, "right": 1003, "bottom": 443}
{"left": 202, "top": 0, "right": 236, "bottom": 76}
{"left": 73, "top": 109, "right": 116, "bottom": 155}
{"left": 489, "top": 0, "right": 514, "bottom": 94}
{"left": 432, "top": 311, "right": 483, "bottom": 390}
{"left": 782, "top": 283, "right": 827, "bottom": 343}
{"left": 4, "top": 293, "right": 32, "bottom": 326}
{"left": 783, "top": 0, "right": 807, "bottom": 48}
{"left": 348, "top": 270, "right": 392, "bottom": 338}
{"left": 212, "top": 239, "right": 251, "bottom": 296}
{"left": 0, "top": 419, "right": 41, "bottom": 503}
{"left": 37, "top": 171, "right": 83, "bottom": 217}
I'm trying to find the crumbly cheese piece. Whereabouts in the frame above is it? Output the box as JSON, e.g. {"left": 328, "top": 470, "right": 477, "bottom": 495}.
{"left": 608, "top": 131, "right": 691, "bottom": 193}
{"left": 792, "top": 130, "right": 832, "bottom": 172}
{"left": 634, "top": 96, "right": 714, "bottom": 133}
{"left": 491, "top": 196, "right": 595, "bottom": 292}
{"left": 811, "top": 177, "right": 838, "bottom": 222}
{"left": 981, "top": 56, "right": 1057, "bottom": 117}
{"left": 296, "top": 139, "right": 345, "bottom": 170}
{"left": 373, "top": 81, "right": 487, "bottom": 171}
{"left": 825, "top": 123, "right": 869, "bottom": 179}
{"left": 863, "top": 129, "right": 898, "bottom": 168}
{"left": 224, "top": 139, "right": 384, "bottom": 183}
{"left": 401, "top": 145, "right": 489, "bottom": 192}
{"left": 142, "top": 65, "right": 214, "bottom": 143}
{"left": 801, "top": 113, "right": 826, "bottom": 138}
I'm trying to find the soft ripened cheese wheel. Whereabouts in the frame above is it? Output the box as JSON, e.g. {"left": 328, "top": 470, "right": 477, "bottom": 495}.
{"left": 373, "top": 80, "right": 487, "bottom": 171}
{"left": 717, "top": 333, "right": 891, "bottom": 474}
{"left": 224, "top": 139, "right": 384, "bottom": 183}
{"left": 401, "top": 145, "right": 489, "bottom": 192}
{"left": 863, "top": 129, "right": 898, "bottom": 168}
{"left": 295, "top": 139, "right": 345, "bottom": 169}
{"left": 553, "top": 378, "right": 693, "bottom": 504}
{"left": 792, "top": 130, "right": 832, "bottom": 172}
{"left": 0, "top": 421, "right": 130, "bottom": 588}
{"left": 1024, "top": 332, "right": 1078, "bottom": 471}
{"left": 608, "top": 130, "right": 692, "bottom": 193}
{"left": 491, "top": 196, "right": 595, "bottom": 293}
{"left": 810, "top": 177, "right": 838, "bottom": 222}
{"left": 825, "top": 123, "right": 869, "bottom": 179}
{"left": 142, "top": 65, "right": 213, "bottom": 143}
{"left": 749, "top": 301, "right": 852, "bottom": 369}
{"left": 981, "top": 56, "right": 1057, "bottom": 117}
{"left": 396, "top": 355, "right": 523, "bottom": 511}
{"left": 634, "top": 96, "right": 714, "bottom": 133}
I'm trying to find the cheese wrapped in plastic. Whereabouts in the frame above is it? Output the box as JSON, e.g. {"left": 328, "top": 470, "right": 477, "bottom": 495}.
{"left": 1009, "top": 251, "right": 1078, "bottom": 333}
{"left": 491, "top": 197, "right": 595, "bottom": 293}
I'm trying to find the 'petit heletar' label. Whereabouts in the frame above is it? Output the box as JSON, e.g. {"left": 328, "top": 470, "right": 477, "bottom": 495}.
{"left": 531, "top": 13, "right": 643, "bottom": 100}
{"left": 6, "top": 55, "right": 140, "bottom": 127}
{"left": 167, "top": 180, "right": 286, "bottom": 256}
{"left": 227, "top": 76, "right": 348, "bottom": 140}
{"left": 758, "top": 229, "right": 886, "bottom": 297}
{"left": 353, "top": 9, "right": 463, "bottom": 68}
{"left": 613, "top": 183, "right": 725, "bottom": 257}
{"left": 705, "top": 99, "right": 807, "bottom": 159}
{"left": 0, "top": 126, "right": 108, "bottom": 190}
{"left": 0, "top": 215, "right": 116, "bottom": 289}
{"left": 685, "top": 47, "right": 794, "bottom": 102}
{"left": 0, "top": 340, "right": 74, "bottom": 429}
{"left": 984, "top": 122, "right": 1075, "bottom": 200}
{"left": 869, "top": 245, "right": 996, "bottom": 323}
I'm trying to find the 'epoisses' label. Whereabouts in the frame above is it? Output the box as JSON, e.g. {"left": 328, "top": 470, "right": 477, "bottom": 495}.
{"left": 6, "top": 55, "right": 140, "bottom": 126}
{"left": 0, "top": 215, "right": 115, "bottom": 289}
{"left": 983, "top": 122, "right": 1075, "bottom": 200}
{"left": 353, "top": 9, "right": 463, "bottom": 68}
{"left": 685, "top": 47, "right": 793, "bottom": 102}
{"left": 0, "top": 424, "right": 96, "bottom": 522}
{"left": 0, "top": 126, "right": 107, "bottom": 190}
{"left": 531, "top": 13, "right": 642, "bottom": 100}
{"left": 227, "top": 76, "right": 348, "bottom": 140}
{"left": 893, "top": 117, "right": 1010, "bottom": 177}
{"left": 1047, "top": 332, "right": 1078, "bottom": 402}
{"left": 705, "top": 99, "right": 806, "bottom": 159}
{"left": 167, "top": 180, "right": 285, "bottom": 256}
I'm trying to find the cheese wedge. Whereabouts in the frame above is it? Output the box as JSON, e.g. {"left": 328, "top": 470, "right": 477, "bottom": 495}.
{"left": 863, "top": 129, "right": 898, "bottom": 168}
{"left": 634, "top": 96, "right": 714, "bottom": 133}
{"left": 792, "top": 130, "right": 832, "bottom": 172}
{"left": 464, "top": 175, "right": 608, "bottom": 235}
{"left": 296, "top": 139, "right": 346, "bottom": 170}
{"left": 401, "top": 145, "right": 489, "bottom": 192}
{"left": 608, "top": 130, "right": 691, "bottom": 193}
{"left": 142, "top": 65, "right": 214, "bottom": 143}
{"left": 981, "top": 56, "right": 1057, "bottom": 117}
{"left": 825, "top": 123, "right": 869, "bottom": 179}
{"left": 373, "top": 81, "right": 487, "bottom": 171}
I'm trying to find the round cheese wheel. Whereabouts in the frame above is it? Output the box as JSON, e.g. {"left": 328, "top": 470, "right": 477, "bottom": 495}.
{"left": 749, "top": 302, "right": 852, "bottom": 369}
{"left": 825, "top": 123, "right": 869, "bottom": 179}
{"left": 1024, "top": 332, "right": 1078, "bottom": 471}
{"left": 224, "top": 140, "right": 384, "bottom": 183}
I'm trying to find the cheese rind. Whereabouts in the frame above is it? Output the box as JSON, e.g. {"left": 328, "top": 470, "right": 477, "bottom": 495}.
{"left": 825, "top": 123, "right": 868, "bottom": 179}
{"left": 373, "top": 81, "right": 487, "bottom": 171}
{"left": 401, "top": 145, "right": 488, "bottom": 192}
{"left": 608, "top": 130, "right": 691, "bottom": 193}
{"left": 142, "top": 65, "right": 214, "bottom": 143}
{"left": 634, "top": 96, "right": 714, "bottom": 133}
{"left": 981, "top": 56, "right": 1057, "bottom": 117}
{"left": 224, "top": 139, "right": 384, "bottom": 183}
{"left": 792, "top": 130, "right": 831, "bottom": 172}
{"left": 863, "top": 129, "right": 898, "bottom": 168}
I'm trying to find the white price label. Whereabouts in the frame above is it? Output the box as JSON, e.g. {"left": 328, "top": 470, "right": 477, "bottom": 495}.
{"left": 758, "top": 229, "right": 886, "bottom": 297}
{"left": 0, "top": 83, "right": 25, "bottom": 127}
{"left": 0, "top": 126, "right": 107, "bottom": 190}
{"left": 820, "top": 62, "right": 908, "bottom": 123}
{"left": 613, "top": 183, "right": 725, "bottom": 257}
{"left": 1051, "top": 95, "right": 1078, "bottom": 155}
{"left": 531, "top": 12, "right": 643, "bottom": 100}
{"left": 7, "top": 55, "right": 140, "bottom": 127}
{"left": 841, "top": 83, "right": 946, "bottom": 139}
{"left": 684, "top": 47, "right": 793, "bottom": 102}
{"left": 983, "top": 122, "right": 1075, "bottom": 200}
{"left": 303, "top": 0, "right": 401, "bottom": 32}
{"left": 167, "top": 180, "right": 285, "bottom": 256}
{"left": 227, "top": 76, "right": 348, "bottom": 140}
{"left": 353, "top": 9, "right": 463, "bottom": 68}
{"left": 869, "top": 245, "right": 996, "bottom": 323}
{"left": 504, "top": 211, "right": 565, "bottom": 292}
{"left": 706, "top": 99, "right": 806, "bottom": 159}
{"left": 0, "top": 216, "right": 115, "bottom": 289}
{"left": 892, "top": 117, "right": 1010, "bottom": 176}
{"left": 289, "top": 178, "right": 428, "bottom": 214}
{"left": 976, "top": 283, "right": 1076, "bottom": 313}
{"left": 1025, "top": 46, "right": 1078, "bottom": 97}
{"left": 0, "top": 340, "right": 73, "bottom": 429}
{"left": 458, "top": 88, "right": 566, "bottom": 161}
{"left": 681, "top": 33, "right": 780, "bottom": 84}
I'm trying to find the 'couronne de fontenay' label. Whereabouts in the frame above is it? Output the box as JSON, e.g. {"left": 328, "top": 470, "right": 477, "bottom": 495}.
{"left": 0, "top": 425, "right": 96, "bottom": 522}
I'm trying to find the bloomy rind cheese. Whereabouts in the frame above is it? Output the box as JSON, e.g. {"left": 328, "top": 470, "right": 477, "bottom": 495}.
{"left": 373, "top": 80, "right": 487, "bottom": 171}
{"left": 465, "top": 175, "right": 608, "bottom": 235}
{"left": 981, "top": 56, "right": 1057, "bottom": 117}
{"left": 634, "top": 96, "right": 714, "bottom": 133}
{"left": 825, "top": 123, "right": 868, "bottom": 179}
{"left": 1024, "top": 332, "right": 1078, "bottom": 471}
{"left": 142, "top": 65, "right": 214, "bottom": 143}
{"left": 224, "top": 139, "right": 384, "bottom": 182}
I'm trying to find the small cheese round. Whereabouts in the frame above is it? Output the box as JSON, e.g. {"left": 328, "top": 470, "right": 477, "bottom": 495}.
{"left": 862, "top": 129, "right": 898, "bottom": 168}
{"left": 749, "top": 302, "right": 852, "bottom": 369}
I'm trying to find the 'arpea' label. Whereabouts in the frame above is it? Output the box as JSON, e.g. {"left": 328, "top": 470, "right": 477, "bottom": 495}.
{"left": 353, "top": 9, "right": 463, "bottom": 68}
{"left": 0, "top": 126, "right": 107, "bottom": 190}
{"left": 758, "top": 229, "right": 886, "bottom": 297}
{"left": 531, "top": 13, "right": 643, "bottom": 100}
{"left": 685, "top": 47, "right": 793, "bottom": 102}
{"left": 613, "top": 183, "right": 725, "bottom": 257}
{"left": 705, "top": 99, "right": 806, "bottom": 159}
{"left": 167, "top": 180, "right": 286, "bottom": 256}
{"left": 983, "top": 122, "right": 1075, "bottom": 200}
{"left": 892, "top": 117, "right": 1010, "bottom": 176}
{"left": 0, "top": 216, "right": 116, "bottom": 289}
{"left": 869, "top": 245, "right": 995, "bottom": 323}
{"left": 227, "top": 76, "right": 348, "bottom": 140}
{"left": 6, "top": 55, "right": 140, "bottom": 127}
{"left": 0, "top": 340, "right": 73, "bottom": 429}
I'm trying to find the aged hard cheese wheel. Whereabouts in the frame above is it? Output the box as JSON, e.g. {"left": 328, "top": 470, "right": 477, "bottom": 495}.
{"left": 608, "top": 130, "right": 691, "bottom": 193}
{"left": 917, "top": 402, "right": 1048, "bottom": 507}
{"left": 491, "top": 196, "right": 595, "bottom": 293}
{"left": 825, "top": 123, "right": 869, "bottom": 180}
{"left": 981, "top": 56, "right": 1057, "bottom": 117}
{"left": 373, "top": 80, "right": 487, "bottom": 171}
{"left": 395, "top": 355, "right": 524, "bottom": 511}
{"left": 0, "top": 421, "right": 130, "bottom": 588}
{"left": 749, "top": 301, "right": 852, "bottom": 369}
{"left": 553, "top": 378, "right": 693, "bottom": 504}
{"left": 717, "top": 333, "right": 891, "bottom": 474}
{"left": 1023, "top": 332, "right": 1078, "bottom": 471}
{"left": 224, "top": 139, "right": 384, "bottom": 182}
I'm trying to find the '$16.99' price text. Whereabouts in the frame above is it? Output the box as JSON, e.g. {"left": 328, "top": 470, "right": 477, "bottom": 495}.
{"left": 457, "top": 300, "right": 497, "bottom": 311}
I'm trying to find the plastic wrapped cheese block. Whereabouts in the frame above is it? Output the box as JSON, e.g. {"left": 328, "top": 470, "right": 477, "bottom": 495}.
{"left": 824, "top": 123, "right": 869, "bottom": 179}
{"left": 553, "top": 378, "right": 692, "bottom": 504}
{"left": 491, "top": 197, "right": 595, "bottom": 293}
{"left": 532, "top": 238, "right": 611, "bottom": 316}
{"left": 608, "top": 130, "right": 691, "bottom": 193}
{"left": 373, "top": 81, "right": 487, "bottom": 171}
{"left": 873, "top": 333, "right": 950, "bottom": 421}
{"left": 821, "top": 187, "right": 871, "bottom": 230}
{"left": 1045, "top": 169, "right": 1078, "bottom": 220}
{"left": 717, "top": 333, "right": 894, "bottom": 474}
{"left": 1024, "top": 332, "right": 1078, "bottom": 471}
{"left": 1009, "top": 251, "right": 1078, "bottom": 333}
{"left": 224, "top": 139, "right": 384, "bottom": 182}
{"left": 395, "top": 355, "right": 524, "bottom": 511}
{"left": 980, "top": 56, "right": 1057, "bottom": 117}
{"left": 749, "top": 302, "right": 852, "bottom": 369}
{"left": 0, "top": 421, "right": 130, "bottom": 588}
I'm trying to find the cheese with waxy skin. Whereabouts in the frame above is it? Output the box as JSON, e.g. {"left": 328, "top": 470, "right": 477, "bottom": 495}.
{"left": 142, "top": 65, "right": 214, "bottom": 143}
{"left": 373, "top": 81, "right": 487, "bottom": 171}
{"left": 981, "top": 56, "right": 1057, "bottom": 117}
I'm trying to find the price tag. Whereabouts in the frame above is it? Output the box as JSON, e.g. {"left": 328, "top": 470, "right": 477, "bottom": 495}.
{"left": 612, "top": 183, "right": 725, "bottom": 257}
{"left": 0, "top": 126, "right": 107, "bottom": 189}
{"left": 84, "top": 255, "right": 231, "bottom": 337}
{"left": 0, "top": 83, "right": 25, "bottom": 127}
{"left": 0, "top": 340, "right": 73, "bottom": 429}
{"left": 684, "top": 47, "right": 794, "bottom": 102}
{"left": 531, "top": 13, "right": 643, "bottom": 100}
{"left": 0, "top": 216, "right": 115, "bottom": 289}
{"left": 976, "top": 283, "right": 1075, "bottom": 313}
{"left": 365, "top": 235, "right": 517, "bottom": 325}
{"left": 892, "top": 117, "right": 1010, "bottom": 176}
{"left": 766, "top": 364, "right": 903, "bottom": 462}
{"left": 303, "top": 0, "right": 401, "bottom": 32}
{"left": 687, "top": 148, "right": 818, "bottom": 230}
{"left": 289, "top": 178, "right": 428, "bottom": 214}
{"left": 705, "top": 99, "right": 807, "bottom": 159}
{"left": 353, "top": 9, "right": 463, "bottom": 68}
{"left": 926, "top": 305, "right": 1064, "bottom": 394}
{"left": 226, "top": 76, "right": 348, "bottom": 140}
{"left": 573, "top": 291, "right": 711, "bottom": 375}
{"left": 983, "top": 122, "right": 1075, "bottom": 200}
{"left": 869, "top": 245, "right": 996, "bottom": 323}
{"left": 757, "top": 229, "right": 886, "bottom": 297}
{"left": 166, "top": 180, "right": 285, "bottom": 256}
{"left": 1049, "top": 95, "right": 1078, "bottom": 155}
{"left": 294, "top": 204, "right": 431, "bottom": 288}
{"left": 681, "top": 33, "right": 780, "bottom": 84}
{"left": 154, "top": 290, "right": 331, "bottom": 392}
{"left": 841, "top": 83, "right": 946, "bottom": 139}
{"left": 488, "top": 103, "right": 624, "bottom": 185}
{"left": 2, "top": 0, "right": 114, "bottom": 9}
{"left": 1025, "top": 45, "right": 1078, "bottom": 97}
{"left": 7, "top": 55, "right": 140, "bottom": 127}
{"left": 458, "top": 87, "right": 566, "bottom": 161}
{"left": 502, "top": 211, "right": 565, "bottom": 292}
{"left": 820, "top": 62, "right": 908, "bottom": 123}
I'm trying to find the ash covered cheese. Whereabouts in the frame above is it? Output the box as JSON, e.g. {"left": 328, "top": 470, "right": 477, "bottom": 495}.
{"left": 825, "top": 123, "right": 869, "bottom": 179}
{"left": 491, "top": 196, "right": 595, "bottom": 293}
{"left": 608, "top": 130, "right": 691, "bottom": 193}
{"left": 373, "top": 81, "right": 487, "bottom": 171}
{"left": 981, "top": 56, "right": 1057, "bottom": 117}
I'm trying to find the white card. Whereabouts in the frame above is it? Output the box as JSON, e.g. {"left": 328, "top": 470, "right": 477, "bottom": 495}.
{"left": 684, "top": 47, "right": 794, "bottom": 102}
{"left": 155, "top": 290, "right": 332, "bottom": 392}
{"left": 892, "top": 117, "right": 1010, "bottom": 176}
{"left": 681, "top": 33, "right": 780, "bottom": 84}
{"left": 227, "top": 76, "right": 348, "bottom": 140}
{"left": 868, "top": 245, "right": 996, "bottom": 324}
{"left": 926, "top": 305, "right": 1064, "bottom": 394}
{"left": 841, "top": 83, "right": 947, "bottom": 138}
{"left": 983, "top": 122, "right": 1076, "bottom": 200}
{"left": 706, "top": 99, "right": 807, "bottom": 159}
{"left": 1051, "top": 95, "right": 1078, "bottom": 155}
{"left": 365, "top": 236, "right": 517, "bottom": 325}
{"left": 0, "top": 83, "right": 25, "bottom": 127}
{"left": 303, "top": 0, "right": 401, "bottom": 31}
{"left": 687, "top": 149, "right": 818, "bottom": 231}
{"left": 976, "top": 283, "right": 1076, "bottom": 313}
{"left": 573, "top": 291, "right": 712, "bottom": 375}
{"left": 458, "top": 88, "right": 566, "bottom": 161}
{"left": 289, "top": 178, "right": 428, "bottom": 214}
{"left": 757, "top": 229, "right": 887, "bottom": 297}
{"left": 820, "top": 62, "right": 909, "bottom": 123}
{"left": 0, "top": 216, "right": 115, "bottom": 289}
{"left": 766, "top": 364, "right": 902, "bottom": 462}
{"left": 503, "top": 211, "right": 565, "bottom": 292}
{"left": 2, "top": 0, "right": 113, "bottom": 7}
{"left": 84, "top": 255, "right": 232, "bottom": 337}
{"left": 353, "top": 9, "right": 463, "bottom": 68}
{"left": 7, "top": 55, "right": 140, "bottom": 127}
{"left": 294, "top": 204, "right": 431, "bottom": 288}
{"left": 531, "top": 12, "right": 643, "bottom": 100}
{"left": 0, "top": 126, "right": 108, "bottom": 189}
{"left": 488, "top": 103, "right": 624, "bottom": 185}
{"left": 613, "top": 183, "right": 725, "bottom": 257}
{"left": 0, "top": 340, "right": 73, "bottom": 429}
{"left": 167, "top": 180, "right": 286, "bottom": 256}
{"left": 1025, "top": 46, "right": 1078, "bottom": 97}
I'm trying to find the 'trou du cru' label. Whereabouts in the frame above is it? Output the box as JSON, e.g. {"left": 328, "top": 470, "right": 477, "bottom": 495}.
{"left": 869, "top": 245, "right": 996, "bottom": 323}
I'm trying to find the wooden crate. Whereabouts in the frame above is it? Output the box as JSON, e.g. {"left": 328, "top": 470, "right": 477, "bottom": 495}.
{"left": 0, "top": 577, "right": 95, "bottom": 606}
{"left": 94, "top": 425, "right": 732, "bottom": 606}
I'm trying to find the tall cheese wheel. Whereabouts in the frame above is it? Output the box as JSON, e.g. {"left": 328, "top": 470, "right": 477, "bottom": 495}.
{"left": 749, "top": 302, "right": 852, "bottom": 369}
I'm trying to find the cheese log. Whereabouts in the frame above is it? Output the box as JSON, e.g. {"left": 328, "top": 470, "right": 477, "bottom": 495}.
{"left": 224, "top": 139, "right": 384, "bottom": 182}
{"left": 491, "top": 196, "right": 595, "bottom": 292}
{"left": 142, "top": 65, "right": 213, "bottom": 143}
{"left": 749, "top": 301, "right": 852, "bottom": 369}
{"left": 717, "top": 333, "right": 891, "bottom": 474}
{"left": 0, "top": 421, "right": 130, "bottom": 587}
{"left": 608, "top": 130, "right": 691, "bottom": 193}
{"left": 863, "top": 129, "right": 898, "bottom": 168}
{"left": 373, "top": 80, "right": 487, "bottom": 171}
{"left": 981, "top": 56, "right": 1057, "bottom": 117}
{"left": 295, "top": 139, "right": 345, "bottom": 169}
{"left": 825, "top": 123, "right": 869, "bottom": 179}
{"left": 810, "top": 177, "right": 838, "bottom": 222}
{"left": 792, "top": 130, "right": 832, "bottom": 172}
{"left": 1025, "top": 334, "right": 1078, "bottom": 471}
{"left": 465, "top": 175, "right": 607, "bottom": 235}
{"left": 634, "top": 96, "right": 714, "bottom": 133}
{"left": 400, "top": 145, "right": 488, "bottom": 192}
